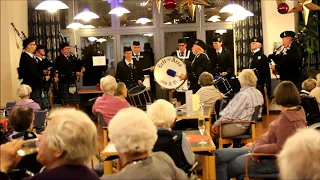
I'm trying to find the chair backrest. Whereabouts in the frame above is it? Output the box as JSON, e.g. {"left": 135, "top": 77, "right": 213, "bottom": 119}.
{"left": 300, "top": 95, "right": 320, "bottom": 125}
{"left": 153, "top": 130, "right": 191, "bottom": 173}
{"left": 214, "top": 99, "right": 221, "bottom": 117}
{"left": 34, "top": 111, "right": 47, "bottom": 134}
{"left": 96, "top": 112, "right": 107, "bottom": 127}
{"left": 6, "top": 102, "right": 16, "bottom": 109}
{"left": 252, "top": 105, "right": 261, "bottom": 122}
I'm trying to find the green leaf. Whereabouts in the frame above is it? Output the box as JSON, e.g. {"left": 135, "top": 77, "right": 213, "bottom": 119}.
{"left": 306, "top": 47, "right": 314, "bottom": 54}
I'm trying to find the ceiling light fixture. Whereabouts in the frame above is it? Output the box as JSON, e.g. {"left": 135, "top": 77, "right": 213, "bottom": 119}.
{"left": 88, "top": 37, "right": 98, "bottom": 42}
{"left": 109, "top": 7, "right": 130, "bottom": 16}
{"left": 220, "top": 2, "right": 245, "bottom": 14}
{"left": 74, "top": 8, "right": 99, "bottom": 22}
{"left": 143, "top": 33, "right": 153, "bottom": 37}
{"left": 215, "top": 29, "right": 227, "bottom": 34}
{"left": 208, "top": 15, "right": 221, "bottom": 22}
{"left": 35, "top": 0, "right": 68, "bottom": 13}
{"left": 66, "top": 21, "right": 84, "bottom": 30}
{"left": 136, "top": 17, "right": 152, "bottom": 25}
{"left": 82, "top": 25, "right": 96, "bottom": 29}
{"left": 97, "top": 38, "right": 107, "bottom": 43}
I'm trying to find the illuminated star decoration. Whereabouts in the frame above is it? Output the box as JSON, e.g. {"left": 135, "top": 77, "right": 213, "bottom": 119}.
{"left": 146, "top": 0, "right": 162, "bottom": 13}
{"left": 176, "top": 0, "right": 212, "bottom": 20}
{"left": 288, "top": 0, "right": 320, "bottom": 25}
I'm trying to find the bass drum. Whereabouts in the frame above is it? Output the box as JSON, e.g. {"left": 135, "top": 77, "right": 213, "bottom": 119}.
{"left": 154, "top": 56, "right": 187, "bottom": 90}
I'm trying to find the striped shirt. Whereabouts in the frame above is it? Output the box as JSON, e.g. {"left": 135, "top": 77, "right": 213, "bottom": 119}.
{"left": 214, "top": 86, "right": 263, "bottom": 126}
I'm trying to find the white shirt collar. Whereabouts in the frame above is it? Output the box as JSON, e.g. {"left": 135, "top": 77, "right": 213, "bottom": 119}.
{"left": 133, "top": 53, "right": 140, "bottom": 56}
{"left": 216, "top": 48, "right": 222, "bottom": 54}
{"left": 25, "top": 51, "right": 34, "bottom": 58}
{"left": 252, "top": 48, "right": 260, "bottom": 54}
{"left": 125, "top": 59, "right": 133, "bottom": 66}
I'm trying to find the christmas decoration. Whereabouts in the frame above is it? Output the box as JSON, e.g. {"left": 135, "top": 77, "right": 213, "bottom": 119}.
{"left": 146, "top": 0, "right": 162, "bottom": 13}
{"left": 176, "top": 0, "right": 212, "bottom": 20}
{"left": 163, "top": 0, "right": 176, "bottom": 10}
{"left": 277, "top": 2, "right": 289, "bottom": 14}
{"left": 288, "top": 0, "right": 320, "bottom": 25}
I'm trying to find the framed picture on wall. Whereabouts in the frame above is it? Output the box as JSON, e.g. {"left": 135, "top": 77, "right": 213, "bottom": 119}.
{"left": 123, "top": 42, "right": 131, "bottom": 47}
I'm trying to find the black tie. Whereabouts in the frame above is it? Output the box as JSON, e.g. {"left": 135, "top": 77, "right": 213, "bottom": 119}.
{"left": 135, "top": 55, "right": 139, "bottom": 60}
{"left": 217, "top": 52, "right": 221, "bottom": 56}
{"left": 180, "top": 52, "right": 184, "bottom": 57}
{"left": 129, "top": 63, "right": 133, "bottom": 69}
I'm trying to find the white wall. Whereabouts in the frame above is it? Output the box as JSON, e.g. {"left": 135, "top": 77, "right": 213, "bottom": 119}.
{"left": 1, "top": 0, "right": 28, "bottom": 107}
{"left": 261, "top": 0, "right": 297, "bottom": 55}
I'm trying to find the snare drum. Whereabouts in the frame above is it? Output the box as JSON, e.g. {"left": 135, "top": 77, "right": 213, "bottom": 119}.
{"left": 214, "top": 77, "right": 232, "bottom": 95}
{"left": 128, "top": 85, "right": 152, "bottom": 109}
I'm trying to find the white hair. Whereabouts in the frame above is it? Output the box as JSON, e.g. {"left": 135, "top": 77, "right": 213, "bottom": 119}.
{"left": 17, "top": 84, "right": 32, "bottom": 98}
{"left": 46, "top": 108, "right": 97, "bottom": 164}
{"left": 147, "top": 99, "right": 176, "bottom": 128}
{"left": 238, "top": 69, "right": 257, "bottom": 87}
{"left": 100, "top": 75, "right": 117, "bottom": 95}
{"left": 278, "top": 128, "right": 320, "bottom": 180}
{"left": 108, "top": 107, "right": 157, "bottom": 155}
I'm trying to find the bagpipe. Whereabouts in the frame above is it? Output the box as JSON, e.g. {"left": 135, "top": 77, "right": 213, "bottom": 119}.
{"left": 12, "top": 23, "right": 27, "bottom": 80}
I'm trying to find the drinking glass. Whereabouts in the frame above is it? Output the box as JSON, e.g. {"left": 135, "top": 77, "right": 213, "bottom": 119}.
{"left": 198, "top": 119, "right": 207, "bottom": 144}
{"left": 17, "top": 138, "right": 39, "bottom": 156}
{"left": 171, "top": 98, "right": 177, "bottom": 108}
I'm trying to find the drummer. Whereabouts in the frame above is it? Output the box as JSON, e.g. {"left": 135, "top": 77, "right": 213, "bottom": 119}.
{"left": 116, "top": 47, "right": 144, "bottom": 90}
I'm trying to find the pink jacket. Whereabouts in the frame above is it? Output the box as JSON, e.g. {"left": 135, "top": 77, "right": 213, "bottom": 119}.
{"left": 253, "top": 106, "right": 307, "bottom": 154}
{"left": 92, "top": 94, "right": 130, "bottom": 125}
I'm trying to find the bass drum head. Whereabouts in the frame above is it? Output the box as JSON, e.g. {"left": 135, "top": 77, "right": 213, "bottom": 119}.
{"left": 154, "top": 56, "right": 187, "bottom": 90}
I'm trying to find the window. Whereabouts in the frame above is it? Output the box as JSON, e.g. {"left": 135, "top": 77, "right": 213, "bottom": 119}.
{"left": 120, "top": 1, "right": 153, "bottom": 27}
{"left": 163, "top": 8, "right": 196, "bottom": 24}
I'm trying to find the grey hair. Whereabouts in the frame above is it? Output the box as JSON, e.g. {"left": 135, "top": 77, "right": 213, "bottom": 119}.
{"left": 302, "top": 78, "right": 317, "bottom": 91}
{"left": 17, "top": 84, "right": 32, "bottom": 98}
{"left": 46, "top": 108, "right": 97, "bottom": 164}
{"left": 109, "top": 107, "right": 158, "bottom": 155}
{"left": 238, "top": 69, "right": 257, "bottom": 87}
{"left": 199, "top": 72, "right": 214, "bottom": 87}
{"left": 278, "top": 128, "right": 320, "bottom": 180}
{"left": 100, "top": 75, "right": 117, "bottom": 95}
{"left": 147, "top": 99, "right": 176, "bottom": 128}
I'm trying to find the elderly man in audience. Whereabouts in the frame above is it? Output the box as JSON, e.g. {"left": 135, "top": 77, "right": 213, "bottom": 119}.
{"left": 301, "top": 78, "right": 317, "bottom": 95}
{"left": 102, "top": 107, "right": 188, "bottom": 180}
{"left": 8, "top": 107, "right": 36, "bottom": 141}
{"left": 278, "top": 128, "right": 320, "bottom": 180}
{"left": 211, "top": 69, "right": 263, "bottom": 137}
{"left": 92, "top": 76, "right": 130, "bottom": 125}
{"left": 310, "top": 73, "right": 320, "bottom": 109}
{"left": 13, "top": 84, "right": 41, "bottom": 112}
{"left": 214, "top": 81, "right": 307, "bottom": 180}
{"left": 178, "top": 72, "right": 223, "bottom": 111}
{"left": 114, "top": 82, "right": 128, "bottom": 100}
{"left": 0, "top": 108, "right": 99, "bottom": 180}
{"left": 147, "top": 99, "right": 195, "bottom": 172}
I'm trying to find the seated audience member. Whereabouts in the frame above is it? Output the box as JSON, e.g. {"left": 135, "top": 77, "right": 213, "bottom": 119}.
{"left": 211, "top": 69, "right": 263, "bottom": 137}
{"left": 214, "top": 81, "right": 307, "bottom": 180}
{"left": 0, "top": 108, "right": 99, "bottom": 180}
{"left": 92, "top": 76, "right": 130, "bottom": 125}
{"left": 178, "top": 72, "right": 223, "bottom": 111}
{"left": 310, "top": 73, "right": 320, "bottom": 109}
{"left": 115, "top": 82, "right": 128, "bottom": 100}
{"left": 147, "top": 99, "right": 195, "bottom": 172}
{"left": 301, "top": 78, "right": 317, "bottom": 95}
{"left": 8, "top": 107, "right": 36, "bottom": 141}
{"left": 13, "top": 84, "right": 41, "bottom": 112}
{"left": 102, "top": 107, "right": 188, "bottom": 180}
{"left": 278, "top": 128, "right": 320, "bottom": 180}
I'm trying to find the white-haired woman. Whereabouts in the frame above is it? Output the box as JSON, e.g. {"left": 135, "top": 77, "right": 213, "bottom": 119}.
{"left": 0, "top": 108, "right": 99, "bottom": 180}
{"left": 13, "top": 84, "right": 41, "bottom": 112}
{"left": 147, "top": 99, "right": 195, "bottom": 172}
{"left": 278, "top": 128, "right": 320, "bottom": 180}
{"left": 310, "top": 73, "right": 320, "bottom": 110}
{"left": 212, "top": 69, "right": 263, "bottom": 137}
{"left": 92, "top": 76, "right": 130, "bottom": 125}
{"left": 102, "top": 107, "right": 188, "bottom": 180}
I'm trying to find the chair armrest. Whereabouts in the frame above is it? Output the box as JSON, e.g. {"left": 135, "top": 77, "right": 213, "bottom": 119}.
{"left": 218, "top": 120, "right": 255, "bottom": 138}
{"left": 245, "top": 153, "right": 277, "bottom": 178}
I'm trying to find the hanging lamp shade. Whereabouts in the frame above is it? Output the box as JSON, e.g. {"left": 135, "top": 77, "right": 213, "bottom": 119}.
{"left": 108, "top": 7, "right": 130, "bottom": 16}
{"left": 88, "top": 37, "right": 98, "bottom": 42}
{"left": 215, "top": 29, "right": 227, "bottom": 34}
{"left": 208, "top": 15, "right": 221, "bottom": 22}
{"left": 67, "top": 21, "right": 84, "bottom": 30}
{"left": 74, "top": 8, "right": 99, "bottom": 22}
{"left": 97, "top": 38, "right": 107, "bottom": 43}
{"left": 35, "top": 0, "right": 68, "bottom": 13}
{"left": 136, "top": 17, "right": 152, "bottom": 25}
{"left": 220, "top": 3, "right": 245, "bottom": 13}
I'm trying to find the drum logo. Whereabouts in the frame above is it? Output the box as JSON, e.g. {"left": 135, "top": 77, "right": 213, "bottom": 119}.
{"left": 156, "top": 57, "right": 183, "bottom": 68}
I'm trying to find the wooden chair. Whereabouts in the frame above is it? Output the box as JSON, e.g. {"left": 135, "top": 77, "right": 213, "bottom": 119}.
{"left": 96, "top": 112, "right": 108, "bottom": 147}
{"left": 218, "top": 106, "right": 261, "bottom": 149}
{"left": 238, "top": 153, "right": 278, "bottom": 180}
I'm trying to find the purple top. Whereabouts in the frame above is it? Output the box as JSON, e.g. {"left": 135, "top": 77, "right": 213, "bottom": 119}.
{"left": 12, "top": 99, "right": 41, "bottom": 112}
